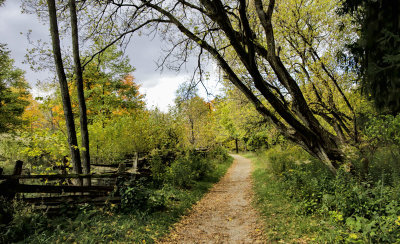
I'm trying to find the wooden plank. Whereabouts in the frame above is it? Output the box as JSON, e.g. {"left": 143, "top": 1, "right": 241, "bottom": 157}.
{"left": 91, "top": 158, "right": 147, "bottom": 168}
{"left": 133, "top": 152, "right": 138, "bottom": 172}
{"left": 0, "top": 172, "right": 137, "bottom": 180}
{"left": 2, "top": 184, "right": 114, "bottom": 194}
{"left": 23, "top": 195, "right": 120, "bottom": 205}
{"left": 91, "top": 163, "right": 121, "bottom": 168}
{"left": 37, "top": 200, "right": 120, "bottom": 215}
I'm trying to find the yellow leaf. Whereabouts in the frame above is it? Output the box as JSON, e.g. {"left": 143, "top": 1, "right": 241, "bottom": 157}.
{"left": 349, "top": 233, "right": 358, "bottom": 239}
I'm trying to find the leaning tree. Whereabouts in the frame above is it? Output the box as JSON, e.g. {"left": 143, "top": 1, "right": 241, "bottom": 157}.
{"left": 29, "top": 0, "right": 358, "bottom": 174}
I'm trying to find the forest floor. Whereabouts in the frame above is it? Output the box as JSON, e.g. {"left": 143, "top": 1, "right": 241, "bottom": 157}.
{"left": 158, "top": 155, "right": 266, "bottom": 243}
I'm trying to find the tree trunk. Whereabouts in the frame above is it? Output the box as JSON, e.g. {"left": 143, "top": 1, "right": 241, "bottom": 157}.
{"left": 190, "top": 117, "right": 195, "bottom": 145}
{"left": 235, "top": 138, "right": 239, "bottom": 154}
{"left": 69, "top": 0, "right": 91, "bottom": 186}
{"left": 47, "top": 0, "right": 82, "bottom": 184}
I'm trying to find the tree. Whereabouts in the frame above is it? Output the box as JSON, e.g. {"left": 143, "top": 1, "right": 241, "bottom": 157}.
{"left": 79, "top": 46, "right": 143, "bottom": 121}
{"left": 0, "top": 44, "right": 30, "bottom": 133}
{"left": 46, "top": 0, "right": 82, "bottom": 181}
{"left": 340, "top": 0, "right": 400, "bottom": 114}
{"left": 214, "top": 86, "right": 270, "bottom": 152}
{"left": 80, "top": 0, "right": 359, "bottom": 174}
{"left": 28, "top": 0, "right": 361, "bottom": 174}
{"left": 69, "top": 0, "right": 90, "bottom": 185}
{"left": 21, "top": 94, "right": 47, "bottom": 131}
{"left": 216, "top": 100, "right": 243, "bottom": 153}
{"left": 174, "top": 84, "right": 216, "bottom": 148}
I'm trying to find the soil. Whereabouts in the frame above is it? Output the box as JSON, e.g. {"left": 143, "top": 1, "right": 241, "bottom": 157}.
{"left": 157, "top": 154, "right": 266, "bottom": 244}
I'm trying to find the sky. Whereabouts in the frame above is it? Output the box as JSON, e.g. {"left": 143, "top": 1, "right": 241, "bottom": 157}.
{"left": 0, "top": 0, "right": 221, "bottom": 112}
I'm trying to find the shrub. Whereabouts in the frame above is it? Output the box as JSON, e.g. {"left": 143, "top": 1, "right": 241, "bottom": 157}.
{"left": 261, "top": 144, "right": 400, "bottom": 242}
{"left": 119, "top": 177, "right": 169, "bottom": 213}
{"left": 364, "top": 114, "right": 400, "bottom": 146}
{"left": 165, "top": 151, "right": 214, "bottom": 188}
{"left": 119, "top": 177, "right": 151, "bottom": 212}
{"left": 208, "top": 146, "right": 230, "bottom": 162}
{"left": 265, "top": 145, "right": 314, "bottom": 175}
{"left": 121, "top": 146, "right": 229, "bottom": 211}
{"left": 0, "top": 198, "right": 47, "bottom": 243}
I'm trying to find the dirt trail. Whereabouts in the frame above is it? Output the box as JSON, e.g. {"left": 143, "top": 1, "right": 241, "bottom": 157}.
{"left": 158, "top": 155, "right": 266, "bottom": 244}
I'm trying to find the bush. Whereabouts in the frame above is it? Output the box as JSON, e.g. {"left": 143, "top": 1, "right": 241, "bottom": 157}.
{"left": 165, "top": 151, "right": 214, "bottom": 188}
{"left": 208, "top": 146, "right": 230, "bottom": 162}
{"left": 118, "top": 177, "right": 169, "bottom": 213}
{"left": 121, "top": 146, "right": 230, "bottom": 211}
{"left": 364, "top": 114, "right": 400, "bottom": 146}
{"left": 149, "top": 146, "right": 229, "bottom": 189}
{"left": 265, "top": 145, "right": 314, "bottom": 175}
{"left": 0, "top": 198, "right": 47, "bottom": 243}
{"left": 323, "top": 173, "right": 400, "bottom": 242}
{"left": 365, "top": 146, "right": 400, "bottom": 185}
{"left": 260, "top": 145, "right": 400, "bottom": 242}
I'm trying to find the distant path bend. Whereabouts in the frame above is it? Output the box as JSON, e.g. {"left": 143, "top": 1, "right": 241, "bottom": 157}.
{"left": 158, "top": 154, "right": 266, "bottom": 244}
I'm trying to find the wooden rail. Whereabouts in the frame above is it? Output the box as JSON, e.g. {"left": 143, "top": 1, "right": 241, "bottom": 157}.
{"left": 0, "top": 184, "right": 115, "bottom": 194}
{"left": 0, "top": 172, "right": 136, "bottom": 180}
{"left": 0, "top": 149, "right": 208, "bottom": 210}
{"left": 0, "top": 160, "right": 137, "bottom": 208}
{"left": 23, "top": 195, "right": 121, "bottom": 205}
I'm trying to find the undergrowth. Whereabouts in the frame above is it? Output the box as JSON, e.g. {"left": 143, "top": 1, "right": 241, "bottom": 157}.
{"left": 248, "top": 144, "right": 400, "bottom": 243}
{"left": 1, "top": 147, "right": 232, "bottom": 243}
{"left": 247, "top": 151, "right": 337, "bottom": 243}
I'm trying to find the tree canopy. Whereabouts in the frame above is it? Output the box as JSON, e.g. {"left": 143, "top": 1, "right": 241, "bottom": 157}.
{"left": 341, "top": 0, "right": 400, "bottom": 114}
{"left": 0, "top": 44, "right": 30, "bottom": 133}
{"left": 65, "top": 0, "right": 360, "bottom": 174}
{"left": 17, "top": 0, "right": 394, "bottom": 175}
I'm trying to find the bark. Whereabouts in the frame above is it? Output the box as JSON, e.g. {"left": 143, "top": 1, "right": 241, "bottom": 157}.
{"left": 47, "top": 0, "right": 83, "bottom": 184}
{"left": 69, "top": 0, "right": 91, "bottom": 186}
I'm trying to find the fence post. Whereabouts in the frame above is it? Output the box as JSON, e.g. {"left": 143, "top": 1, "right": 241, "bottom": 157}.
{"left": 13, "top": 160, "right": 23, "bottom": 177}
{"left": 0, "top": 160, "right": 23, "bottom": 199}
{"left": 133, "top": 152, "right": 138, "bottom": 173}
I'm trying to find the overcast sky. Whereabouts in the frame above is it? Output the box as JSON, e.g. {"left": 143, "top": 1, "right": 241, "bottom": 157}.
{"left": 0, "top": 0, "right": 220, "bottom": 112}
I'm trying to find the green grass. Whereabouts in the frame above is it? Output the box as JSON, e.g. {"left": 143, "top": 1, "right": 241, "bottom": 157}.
{"left": 16, "top": 156, "right": 233, "bottom": 244}
{"left": 245, "top": 152, "right": 338, "bottom": 243}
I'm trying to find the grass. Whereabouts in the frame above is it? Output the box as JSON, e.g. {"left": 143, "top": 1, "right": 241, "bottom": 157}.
{"left": 16, "top": 156, "right": 233, "bottom": 244}
{"left": 245, "top": 152, "right": 338, "bottom": 243}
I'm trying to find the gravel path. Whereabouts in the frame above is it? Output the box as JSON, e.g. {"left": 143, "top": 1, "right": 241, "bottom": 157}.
{"left": 158, "top": 155, "right": 266, "bottom": 244}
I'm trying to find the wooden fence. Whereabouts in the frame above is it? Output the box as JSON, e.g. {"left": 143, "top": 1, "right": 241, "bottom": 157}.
{"left": 0, "top": 160, "right": 139, "bottom": 208}
{"left": 0, "top": 150, "right": 207, "bottom": 209}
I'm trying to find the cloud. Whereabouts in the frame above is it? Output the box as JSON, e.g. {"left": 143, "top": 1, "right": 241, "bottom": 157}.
{"left": 0, "top": 1, "right": 221, "bottom": 112}
{"left": 140, "top": 74, "right": 188, "bottom": 112}
{"left": 0, "top": 1, "right": 50, "bottom": 84}
{"left": 126, "top": 34, "right": 198, "bottom": 89}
